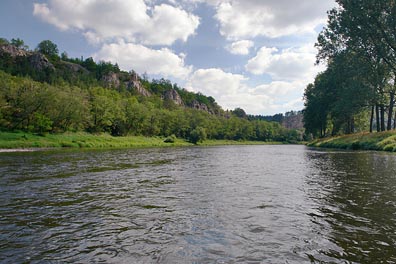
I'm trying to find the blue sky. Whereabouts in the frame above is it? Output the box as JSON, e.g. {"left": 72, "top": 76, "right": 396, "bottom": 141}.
{"left": 0, "top": 0, "right": 335, "bottom": 115}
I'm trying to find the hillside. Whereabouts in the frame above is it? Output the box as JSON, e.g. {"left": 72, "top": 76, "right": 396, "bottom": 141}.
{"left": 0, "top": 38, "right": 303, "bottom": 144}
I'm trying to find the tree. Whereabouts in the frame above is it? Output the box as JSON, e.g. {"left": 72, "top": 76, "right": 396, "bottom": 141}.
{"left": 232, "top": 107, "right": 247, "bottom": 118}
{"left": 0, "top": 38, "right": 9, "bottom": 45}
{"left": 11, "top": 38, "right": 28, "bottom": 50}
{"left": 189, "top": 126, "right": 207, "bottom": 144}
{"left": 316, "top": 0, "right": 396, "bottom": 131}
{"left": 37, "top": 40, "right": 59, "bottom": 58}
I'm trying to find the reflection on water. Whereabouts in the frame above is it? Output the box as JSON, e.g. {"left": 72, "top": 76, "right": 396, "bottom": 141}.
{"left": 304, "top": 150, "right": 396, "bottom": 263}
{"left": 0, "top": 145, "right": 396, "bottom": 263}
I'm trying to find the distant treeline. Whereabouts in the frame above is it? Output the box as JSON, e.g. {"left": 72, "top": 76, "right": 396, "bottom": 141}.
{"left": 0, "top": 38, "right": 303, "bottom": 143}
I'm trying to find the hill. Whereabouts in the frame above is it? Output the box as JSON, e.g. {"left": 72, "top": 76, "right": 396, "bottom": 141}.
{"left": 0, "top": 38, "right": 303, "bottom": 144}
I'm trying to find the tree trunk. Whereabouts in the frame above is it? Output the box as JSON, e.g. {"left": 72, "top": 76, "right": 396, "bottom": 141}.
{"left": 370, "top": 105, "right": 374, "bottom": 133}
{"left": 376, "top": 105, "right": 380, "bottom": 132}
{"left": 387, "top": 92, "right": 395, "bottom": 130}
{"left": 381, "top": 105, "right": 386, "bottom": 131}
{"left": 394, "top": 110, "right": 396, "bottom": 130}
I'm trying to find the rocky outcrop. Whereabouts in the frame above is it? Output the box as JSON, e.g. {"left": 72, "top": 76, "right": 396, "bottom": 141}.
{"left": 60, "top": 61, "right": 89, "bottom": 74}
{"left": 28, "top": 53, "right": 55, "bottom": 71}
{"left": 102, "top": 72, "right": 120, "bottom": 88}
{"left": 126, "top": 72, "right": 151, "bottom": 97}
{"left": 191, "top": 100, "right": 213, "bottom": 114}
{"left": 163, "top": 89, "right": 184, "bottom": 106}
{"left": 0, "top": 44, "right": 29, "bottom": 57}
{"left": 0, "top": 44, "right": 54, "bottom": 71}
{"left": 282, "top": 113, "right": 304, "bottom": 130}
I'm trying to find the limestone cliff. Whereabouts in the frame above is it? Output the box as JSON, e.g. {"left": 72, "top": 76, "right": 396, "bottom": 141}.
{"left": 163, "top": 89, "right": 184, "bottom": 106}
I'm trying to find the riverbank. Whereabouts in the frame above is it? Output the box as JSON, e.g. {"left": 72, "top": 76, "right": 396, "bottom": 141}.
{"left": 0, "top": 131, "right": 283, "bottom": 151}
{"left": 308, "top": 131, "right": 396, "bottom": 152}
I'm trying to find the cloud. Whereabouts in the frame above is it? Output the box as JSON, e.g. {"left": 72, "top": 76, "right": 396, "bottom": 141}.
{"left": 93, "top": 41, "right": 192, "bottom": 79}
{"left": 33, "top": 0, "right": 199, "bottom": 45}
{"left": 197, "top": 0, "right": 334, "bottom": 39}
{"left": 187, "top": 68, "right": 305, "bottom": 114}
{"left": 246, "top": 45, "right": 323, "bottom": 81}
{"left": 187, "top": 68, "right": 246, "bottom": 97}
{"left": 226, "top": 40, "right": 254, "bottom": 55}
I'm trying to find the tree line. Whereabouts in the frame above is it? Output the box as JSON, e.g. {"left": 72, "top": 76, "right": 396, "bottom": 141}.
{"left": 304, "top": 0, "right": 396, "bottom": 137}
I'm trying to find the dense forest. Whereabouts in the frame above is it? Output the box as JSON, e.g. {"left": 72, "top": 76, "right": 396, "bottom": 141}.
{"left": 0, "top": 37, "right": 303, "bottom": 143}
{"left": 304, "top": 0, "right": 396, "bottom": 137}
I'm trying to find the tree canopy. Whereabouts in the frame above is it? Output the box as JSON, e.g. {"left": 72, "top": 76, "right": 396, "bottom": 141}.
{"left": 304, "top": 0, "right": 396, "bottom": 137}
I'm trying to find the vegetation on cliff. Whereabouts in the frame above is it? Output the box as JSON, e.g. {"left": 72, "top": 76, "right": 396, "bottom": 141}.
{"left": 0, "top": 37, "right": 303, "bottom": 147}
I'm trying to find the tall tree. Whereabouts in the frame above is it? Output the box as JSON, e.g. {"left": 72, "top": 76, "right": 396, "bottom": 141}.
{"left": 37, "top": 40, "right": 59, "bottom": 58}
{"left": 316, "top": 0, "right": 396, "bottom": 131}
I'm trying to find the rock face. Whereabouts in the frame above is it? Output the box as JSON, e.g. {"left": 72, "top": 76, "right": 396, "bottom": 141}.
{"left": 60, "top": 61, "right": 89, "bottom": 74}
{"left": 102, "top": 72, "right": 120, "bottom": 88}
{"left": 126, "top": 72, "right": 151, "bottom": 97}
{"left": 191, "top": 100, "right": 211, "bottom": 113}
{"left": 28, "top": 53, "right": 55, "bottom": 71}
{"left": 0, "top": 44, "right": 29, "bottom": 57}
{"left": 0, "top": 44, "right": 54, "bottom": 71}
{"left": 163, "top": 89, "right": 184, "bottom": 106}
{"left": 282, "top": 113, "right": 304, "bottom": 130}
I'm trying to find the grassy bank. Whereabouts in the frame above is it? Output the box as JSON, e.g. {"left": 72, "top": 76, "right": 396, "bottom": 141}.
{"left": 308, "top": 131, "right": 396, "bottom": 152}
{"left": 0, "top": 132, "right": 193, "bottom": 149}
{"left": 0, "top": 131, "right": 282, "bottom": 150}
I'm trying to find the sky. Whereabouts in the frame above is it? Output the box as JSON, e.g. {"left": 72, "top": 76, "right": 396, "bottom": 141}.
{"left": 0, "top": 0, "right": 335, "bottom": 115}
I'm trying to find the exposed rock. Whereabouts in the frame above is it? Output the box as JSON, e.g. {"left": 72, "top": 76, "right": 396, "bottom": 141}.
{"left": 126, "top": 72, "right": 151, "bottom": 97}
{"left": 60, "top": 61, "right": 89, "bottom": 74}
{"left": 28, "top": 53, "right": 55, "bottom": 71}
{"left": 0, "top": 44, "right": 29, "bottom": 57}
{"left": 102, "top": 72, "right": 120, "bottom": 88}
{"left": 191, "top": 100, "right": 213, "bottom": 114}
{"left": 163, "top": 89, "right": 184, "bottom": 106}
{"left": 281, "top": 113, "right": 304, "bottom": 130}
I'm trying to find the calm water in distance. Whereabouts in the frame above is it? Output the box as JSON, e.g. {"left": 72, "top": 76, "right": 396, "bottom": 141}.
{"left": 1, "top": 145, "right": 396, "bottom": 263}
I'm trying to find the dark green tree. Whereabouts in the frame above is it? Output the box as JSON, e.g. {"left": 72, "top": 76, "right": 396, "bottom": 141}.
{"left": 37, "top": 40, "right": 59, "bottom": 58}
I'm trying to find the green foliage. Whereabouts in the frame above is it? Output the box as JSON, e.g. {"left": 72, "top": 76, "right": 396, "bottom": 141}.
{"left": 37, "top": 40, "right": 59, "bottom": 58}
{"left": 164, "top": 134, "right": 177, "bottom": 143}
{"left": 0, "top": 38, "right": 9, "bottom": 45}
{"left": 32, "top": 113, "right": 53, "bottom": 134}
{"left": 189, "top": 127, "right": 207, "bottom": 144}
{"left": 309, "top": 0, "right": 396, "bottom": 138}
{"left": 0, "top": 37, "right": 303, "bottom": 144}
{"left": 11, "top": 38, "right": 28, "bottom": 50}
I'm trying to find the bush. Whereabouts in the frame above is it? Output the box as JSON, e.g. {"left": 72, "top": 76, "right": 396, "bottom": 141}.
{"left": 164, "top": 134, "right": 176, "bottom": 143}
{"left": 189, "top": 127, "right": 207, "bottom": 144}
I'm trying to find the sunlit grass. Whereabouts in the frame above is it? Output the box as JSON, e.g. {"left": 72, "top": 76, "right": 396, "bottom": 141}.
{"left": 308, "top": 131, "right": 396, "bottom": 152}
{"left": 0, "top": 131, "right": 284, "bottom": 150}
{"left": 0, "top": 131, "right": 192, "bottom": 149}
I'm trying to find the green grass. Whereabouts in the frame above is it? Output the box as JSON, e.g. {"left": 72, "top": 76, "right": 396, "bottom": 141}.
{"left": 308, "top": 131, "right": 396, "bottom": 152}
{"left": 0, "top": 131, "right": 192, "bottom": 149}
{"left": 0, "top": 131, "right": 284, "bottom": 150}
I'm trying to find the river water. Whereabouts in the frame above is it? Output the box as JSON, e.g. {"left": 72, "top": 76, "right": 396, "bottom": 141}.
{"left": 1, "top": 145, "right": 396, "bottom": 263}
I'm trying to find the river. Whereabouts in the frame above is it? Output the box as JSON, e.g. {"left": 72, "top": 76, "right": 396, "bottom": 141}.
{"left": 1, "top": 145, "right": 396, "bottom": 263}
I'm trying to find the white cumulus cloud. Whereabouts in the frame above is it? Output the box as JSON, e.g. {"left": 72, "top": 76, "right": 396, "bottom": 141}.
{"left": 193, "top": 0, "right": 334, "bottom": 39}
{"left": 187, "top": 68, "right": 304, "bottom": 114}
{"left": 33, "top": 0, "right": 200, "bottom": 45}
{"left": 94, "top": 41, "right": 192, "bottom": 79}
{"left": 226, "top": 40, "right": 254, "bottom": 55}
{"left": 246, "top": 45, "right": 323, "bottom": 81}
{"left": 219, "top": 0, "right": 333, "bottom": 39}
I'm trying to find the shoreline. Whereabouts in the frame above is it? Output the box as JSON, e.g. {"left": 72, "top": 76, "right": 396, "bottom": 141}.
{"left": 307, "top": 131, "right": 396, "bottom": 152}
{"left": 0, "top": 131, "right": 286, "bottom": 151}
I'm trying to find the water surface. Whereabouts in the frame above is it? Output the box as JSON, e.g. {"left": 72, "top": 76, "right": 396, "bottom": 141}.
{"left": 1, "top": 145, "right": 396, "bottom": 263}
